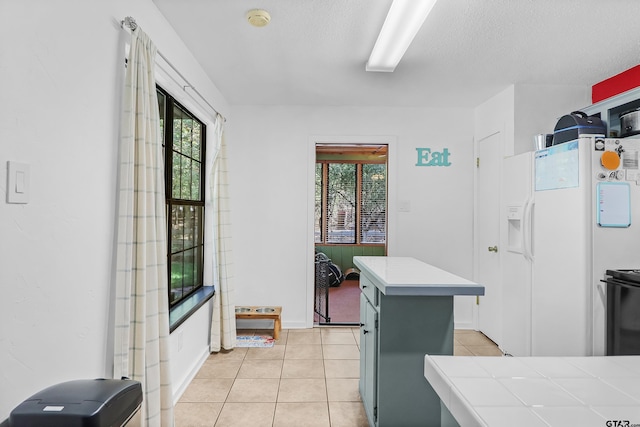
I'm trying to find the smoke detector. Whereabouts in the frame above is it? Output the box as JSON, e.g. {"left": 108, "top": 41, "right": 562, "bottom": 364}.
{"left": 246, "top": 9, "right": 271, "bottom": 27}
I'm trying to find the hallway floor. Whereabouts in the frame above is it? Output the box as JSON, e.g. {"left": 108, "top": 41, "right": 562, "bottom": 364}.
{"left": 174, "top": 327, "right": 501, "bottom": 426}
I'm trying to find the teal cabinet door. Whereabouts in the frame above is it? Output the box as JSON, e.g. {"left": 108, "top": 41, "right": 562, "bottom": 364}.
{"left": 359, "top": 293, "right": 378, "bottom": 426}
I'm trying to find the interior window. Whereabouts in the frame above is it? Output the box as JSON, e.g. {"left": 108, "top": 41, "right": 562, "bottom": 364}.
{"left": 315, "top": 144, "right": 387, "bottom": 245}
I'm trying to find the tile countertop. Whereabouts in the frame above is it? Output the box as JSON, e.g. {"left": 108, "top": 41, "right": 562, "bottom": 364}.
{"left": 424, "top": 355, "right": 640, "bottom": 427}
{"left": 353, "top": 256, "right": 484, "bottom": 296}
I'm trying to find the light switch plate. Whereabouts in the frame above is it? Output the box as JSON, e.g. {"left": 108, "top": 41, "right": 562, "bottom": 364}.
{"left": 7, "top": 161, "right": 30, "bottom": 204}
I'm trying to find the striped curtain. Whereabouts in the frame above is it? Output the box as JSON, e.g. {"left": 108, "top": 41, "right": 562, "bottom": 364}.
{"left": 113, "top": 27, "right": 174, "bottom": 426}
{"left": 209, "top": 115, "right": 237, "bottom": 352}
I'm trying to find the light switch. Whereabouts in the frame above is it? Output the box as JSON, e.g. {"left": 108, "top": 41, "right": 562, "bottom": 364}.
{"left": 7, "top": 161, "right": 30, "bottom": 204}
{"left": 16, "top": 170, "right": 25, "bottom": 193}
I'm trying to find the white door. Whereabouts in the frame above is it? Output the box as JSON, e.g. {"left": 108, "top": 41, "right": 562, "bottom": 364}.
{"left": 476, "top": 132, "right": 502, "bottom": 345}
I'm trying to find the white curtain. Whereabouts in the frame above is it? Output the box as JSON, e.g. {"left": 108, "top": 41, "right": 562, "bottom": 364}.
{"left": 209, "top": 115, "right": 237, "bottom": 352}
{"left": 113, "top": 27, "right": 174, "bottom": 427}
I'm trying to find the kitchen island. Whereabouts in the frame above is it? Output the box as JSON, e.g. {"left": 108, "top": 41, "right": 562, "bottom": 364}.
{"left": 424, "top": 354, "right": 640, "bottom": 427}
{"left": 353, "top": 256, "right": 484, "bottom": 427}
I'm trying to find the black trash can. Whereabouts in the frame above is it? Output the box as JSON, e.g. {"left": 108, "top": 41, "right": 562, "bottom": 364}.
{"left": 9, "top": 378, "right": 142, "bottom": 427}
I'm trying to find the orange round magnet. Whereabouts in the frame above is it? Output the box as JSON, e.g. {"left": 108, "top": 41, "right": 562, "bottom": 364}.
{"left": 601, "top": 151, "right": 621, "bottom": 170}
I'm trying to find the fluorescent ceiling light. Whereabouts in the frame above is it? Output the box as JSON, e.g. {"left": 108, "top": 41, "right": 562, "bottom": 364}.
{"left": 366, "top": 0, "right": 438, "bottom": 72}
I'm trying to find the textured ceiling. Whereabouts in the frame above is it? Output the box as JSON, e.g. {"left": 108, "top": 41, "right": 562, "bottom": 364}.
{"left": 153, "top": 0, "right": 640, "bottom": 108}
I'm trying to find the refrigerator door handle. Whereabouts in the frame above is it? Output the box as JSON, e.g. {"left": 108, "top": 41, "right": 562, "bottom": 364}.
{"left": 522, "top": 197, "right": 529, "bottom": 261}
{"left": 523, "top": 196, "right": 534, "bottom": 262}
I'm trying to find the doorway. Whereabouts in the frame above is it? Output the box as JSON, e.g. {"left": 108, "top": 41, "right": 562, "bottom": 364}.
{"left": 313, "top": 143, "right": 388, "bottom": 325}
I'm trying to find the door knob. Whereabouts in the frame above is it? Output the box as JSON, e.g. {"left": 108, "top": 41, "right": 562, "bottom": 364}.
{"left": 488, "top": 246, "right": 498, "bottom": 253}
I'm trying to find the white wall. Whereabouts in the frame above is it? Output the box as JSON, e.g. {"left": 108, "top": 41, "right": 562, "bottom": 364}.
{"left": 228, "top": 105, "right": 477, "bottom": 330}
{"left": 514, "top": 84, "right": 591, "bottom": 155}
{"left": 474, "top": 84, "right": 591, "bottom": 157}
{"left": 169, "top": 302, "right": 213, "bottom": 402}
{"left": 0, "top": 0, "right": 228, "bottom": 420}
{"left": 0, "top": 1, "right": 483, "bottom": 420}
{"left": 474, "top": 85, "right": 515, "bottom": 149}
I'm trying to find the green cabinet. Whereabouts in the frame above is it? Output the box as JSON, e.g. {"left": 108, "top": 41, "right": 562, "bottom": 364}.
{"left": 359, "top": 292, "right": 378, "bottom": 424}
{"left": 355, "top": 256, "right": 484, "bottom": 427}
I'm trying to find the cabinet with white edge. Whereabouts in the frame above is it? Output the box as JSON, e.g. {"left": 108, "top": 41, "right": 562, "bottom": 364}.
{"left": 582, "top": 86, "right": 640, "bottom": 139}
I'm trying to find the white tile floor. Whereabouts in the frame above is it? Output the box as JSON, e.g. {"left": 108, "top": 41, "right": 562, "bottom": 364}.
{"left": 174, "top": 327, "right": 500, "bottom": 426}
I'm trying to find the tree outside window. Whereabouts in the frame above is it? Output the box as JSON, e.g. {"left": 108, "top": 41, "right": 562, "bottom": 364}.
{"left": 315, "top": 157, "right": 387, "bottom": 245}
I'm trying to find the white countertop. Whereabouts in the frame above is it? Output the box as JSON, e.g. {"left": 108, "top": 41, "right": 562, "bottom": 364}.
{"left": 424, "top": 355, "right": 640, "bottom": 427}
{"left": 353, "top": 256, "right": 484, "bottom": 296}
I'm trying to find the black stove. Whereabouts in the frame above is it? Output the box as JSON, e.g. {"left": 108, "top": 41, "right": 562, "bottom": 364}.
{"left": 604, "top": 269, "right": 640, "bottom": 355}
{"left": 605, "top": 269, "right": 640, "bottom": 285}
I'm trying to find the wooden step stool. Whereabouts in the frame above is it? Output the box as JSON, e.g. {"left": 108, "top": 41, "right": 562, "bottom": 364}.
{"left": 235, "top": 306, "right": 282, "bottom": 340}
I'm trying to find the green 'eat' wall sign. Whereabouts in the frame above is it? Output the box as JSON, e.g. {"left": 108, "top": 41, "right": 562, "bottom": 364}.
{"left": 415, "top": 148, "right": 451, "bottom": 167}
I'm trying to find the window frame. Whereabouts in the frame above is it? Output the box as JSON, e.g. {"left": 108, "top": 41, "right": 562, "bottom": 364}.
{"left": 157, "top": 85, "right": 207, "bottom": 309}
{"left": 315, "top": 159, "right": 387, "bottom": 246}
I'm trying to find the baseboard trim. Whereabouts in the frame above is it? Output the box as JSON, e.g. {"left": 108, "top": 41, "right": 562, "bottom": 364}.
{"left": 454, "top": 321, "right": 476, "bottom": 330}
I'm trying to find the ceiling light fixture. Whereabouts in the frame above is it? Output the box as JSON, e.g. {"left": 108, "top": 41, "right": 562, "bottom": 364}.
{"left": 246, "top": 9, "right": 271, "bottom": 27}
{"left": 366, "top": 0, "right": 438, "bottom": 72}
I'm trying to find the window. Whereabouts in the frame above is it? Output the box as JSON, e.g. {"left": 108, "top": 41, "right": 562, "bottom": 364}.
{"left": 315, "top": 145, "right": 387, "bottom": 245}
{"left": 157, "top": 86, "right": 206, "bottom": 308}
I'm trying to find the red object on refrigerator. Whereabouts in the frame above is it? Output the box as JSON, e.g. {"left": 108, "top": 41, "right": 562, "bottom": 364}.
{"left": 592, "top": 64, "right": 640, "bottom": 104}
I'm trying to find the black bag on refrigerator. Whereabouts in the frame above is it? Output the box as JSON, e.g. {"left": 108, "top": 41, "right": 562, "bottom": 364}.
{"left": 553, "top": 111, "right": 606, "bottom": 145}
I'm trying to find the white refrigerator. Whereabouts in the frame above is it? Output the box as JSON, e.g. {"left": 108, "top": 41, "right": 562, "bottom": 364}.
{"left": 501, "top": 135, "right": 640, "bottom": 357}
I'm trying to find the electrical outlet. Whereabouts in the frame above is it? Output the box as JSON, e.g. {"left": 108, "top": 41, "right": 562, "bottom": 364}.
{"left": 398, "top": 200, "right": 411, "bottom": 212}
{"left": 176, "top": 330, "right": 184, "bottom": 352}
